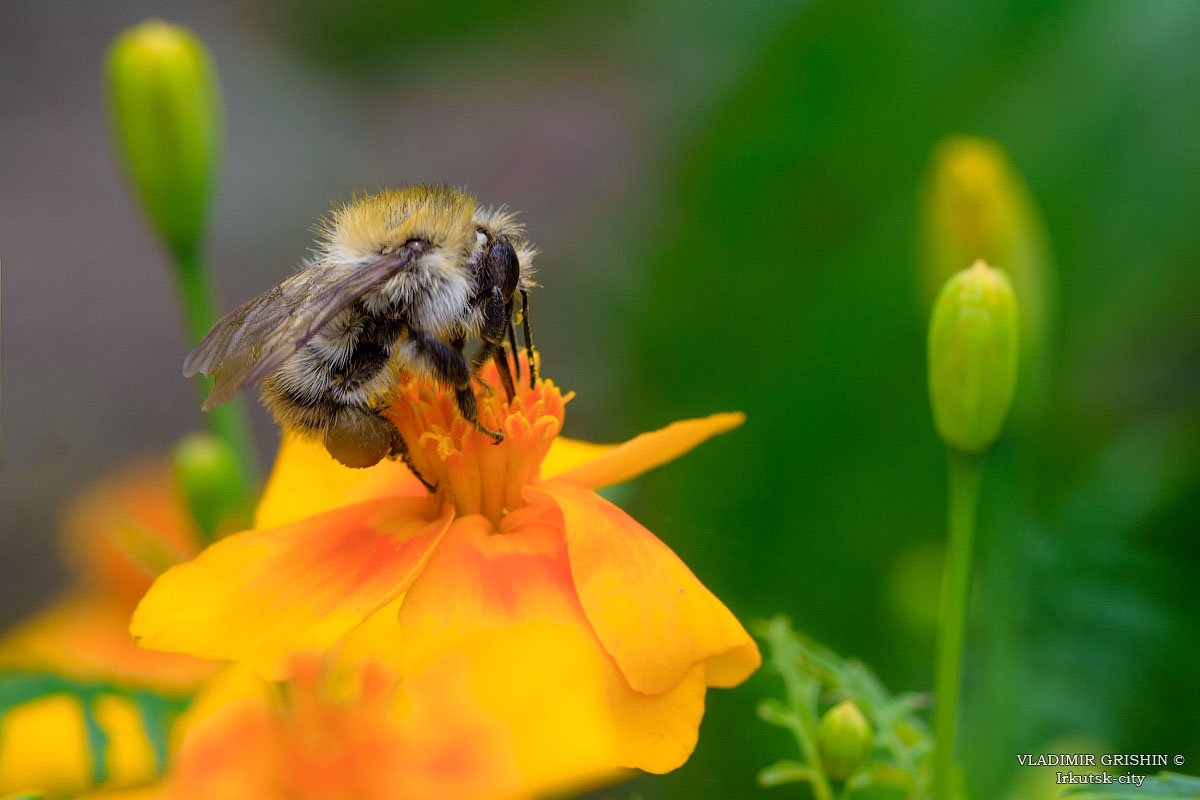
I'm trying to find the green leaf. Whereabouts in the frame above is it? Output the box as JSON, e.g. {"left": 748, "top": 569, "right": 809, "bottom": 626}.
{"left": 1063, "top": 773, "right": 1200, "bottom": 799}
{"left": 759, "top": 759, "right": 821, "bottom": 788}
{"left": 757, "top": 698, "right": 798, "bottom": 728}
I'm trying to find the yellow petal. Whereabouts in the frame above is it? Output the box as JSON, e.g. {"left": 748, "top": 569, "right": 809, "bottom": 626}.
{"left": 344, "top": 507, "right": 709, "bottom": 787}
{"left": 400, "top": 622, "right": 707, "bottom": 789}
{"left": 0, "top": 692, "right": 164, "bottom": 797}
{"left": 536, "top": 481, "right": 760, "bottom": 695}
{"left": 0, "top": 694, "right": 92, "bottom": 797}
{"left": 545, "top": 412, "right": 745, "bottom": 489}
{"left": 539, "top": 437, "right": 613, "bottom": 480}
{"left": 92, "top": 695, "right": 159, "bottom": 788}
{"left": 131, "top": 497, "right": 451, "bottom": 678}
{"left": 0, "top": 595, "right": 215, "bottom": 691}
{"left": 256, "top": 433, "right": 427, "bottom": 529}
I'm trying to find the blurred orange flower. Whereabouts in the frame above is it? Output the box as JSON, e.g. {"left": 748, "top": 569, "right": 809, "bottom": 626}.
{"left": 79, "top": 651, "right": 526, "bottom": 800}
{"left": 164, "top": 652, "right": 521, "bottom": 800}
{"left": 0, "top": 460, "right": 217, "bottom": 797}
{"left": 132, "top": 359, "right": 760, "bottom": 794}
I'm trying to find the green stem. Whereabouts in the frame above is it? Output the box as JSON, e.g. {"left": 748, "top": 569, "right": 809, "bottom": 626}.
{"left": 171, "top": 244, "right": 259, "bottom": 511}
{"left": 932, "top": 449, "right": 984, "bottom": 800}
{"left": 794, "top": 708, "right": 833, "bottom": 800}
{"left": 766, "top": 634, "right": 833, "bottom": 800}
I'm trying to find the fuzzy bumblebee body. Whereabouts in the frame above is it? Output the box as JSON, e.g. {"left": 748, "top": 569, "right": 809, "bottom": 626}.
{"left": 185, "top": 186, "right": 537, "bottom": 472}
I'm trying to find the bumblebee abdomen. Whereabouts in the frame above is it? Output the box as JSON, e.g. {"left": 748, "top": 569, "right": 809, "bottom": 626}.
{"left": 260, "top": 305, "right": 404, "bottom": 439}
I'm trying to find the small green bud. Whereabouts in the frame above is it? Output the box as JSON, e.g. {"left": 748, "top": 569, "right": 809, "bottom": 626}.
{"left": 105, "top": 20, "right": 221, "bottom": 259}
{"left": 919, "top": 137, "right": 1053, "bottom": 420}
{"left": 171, "top": 432, "right": 250, "bottom": 540}
{"left": 817, "top": 700, "right": 873, "bottom": 781}
{"left": 928, "top": 260, "right": 1019, "bottom": 454}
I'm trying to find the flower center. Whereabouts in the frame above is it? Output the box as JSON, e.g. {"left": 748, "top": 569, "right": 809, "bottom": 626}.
{"left": 383, "top": 356, "right": 570, "bottom": 527}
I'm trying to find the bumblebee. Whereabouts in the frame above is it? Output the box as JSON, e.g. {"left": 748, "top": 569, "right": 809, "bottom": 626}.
{"left": 184, "top": 186, "right": 537, "bottom": 475}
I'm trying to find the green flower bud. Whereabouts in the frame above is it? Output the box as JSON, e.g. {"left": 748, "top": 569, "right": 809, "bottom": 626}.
{"left": 817, "top": 700, "right": 873, "bottom": 781}
{"left": 928, "top": 260, "right": 1019, "bottom": 454}
{"left": 171, "top": 432, "right": 250, "bottom": 540}
{"left": 105, "top": 20, "right": 221, "bottom": 259}
{"left": 919, "top": 137, "right": 1053, "bottom": 419}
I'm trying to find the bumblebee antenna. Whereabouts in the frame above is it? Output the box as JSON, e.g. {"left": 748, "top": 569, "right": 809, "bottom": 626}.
{"left": 507, "top": 322, "right": 521, "bottom": 381}
{"left": 521, "top": 289, "right": 535, "bottom": 387}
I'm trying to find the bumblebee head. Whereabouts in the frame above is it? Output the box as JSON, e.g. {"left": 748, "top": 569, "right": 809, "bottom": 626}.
{"left": 472, "top": 206, "right": 537, "bottom": 299}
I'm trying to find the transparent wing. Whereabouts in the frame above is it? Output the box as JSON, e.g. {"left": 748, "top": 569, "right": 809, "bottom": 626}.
{"left": 184, "top": 246, "right": 421, "bottom": 411}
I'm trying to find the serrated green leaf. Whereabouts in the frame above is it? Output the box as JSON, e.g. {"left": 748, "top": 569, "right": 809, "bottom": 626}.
{"left": 756, "top": 616, "right": 934, "bottom": 799}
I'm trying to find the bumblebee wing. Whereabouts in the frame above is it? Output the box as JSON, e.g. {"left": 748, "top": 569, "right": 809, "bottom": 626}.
{"left": 184, "top": 246, "right": 421, "bottom": 411}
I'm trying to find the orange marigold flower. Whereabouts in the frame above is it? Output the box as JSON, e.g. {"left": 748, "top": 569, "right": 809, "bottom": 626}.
{"left": 166, "top": 653, "right": 521, "bottom": 800}
{"left": 76, "top": 652, "right": 525, "bottom": 800}
{"left": 0, "top": 460, "right": 214, "bottom": 689}
{"left": 0, "top": 460, "right": 217, "bottom": 798}
{"left": 132, "top": 359, "right": 760, "bottom": 793}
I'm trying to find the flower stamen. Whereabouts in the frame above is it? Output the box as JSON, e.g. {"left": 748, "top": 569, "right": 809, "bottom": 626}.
{"left": 385, "top": 356, "right": 571, "bottom": 527}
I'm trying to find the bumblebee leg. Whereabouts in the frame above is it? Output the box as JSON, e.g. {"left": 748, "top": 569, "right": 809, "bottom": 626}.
{"left": 451, "top": 332, "right": 496, "bottom": 390}
{"left": 412, "top": 333, "right": 503, "bottom": 442}
{"left": 470, "top": 287, "right": 510, "bottom": 377}
{"left": 492, "top": 346, "right": 516, "bottom": 402}
{"left": 520, "top": 289, "right": 536, "bottom": 387}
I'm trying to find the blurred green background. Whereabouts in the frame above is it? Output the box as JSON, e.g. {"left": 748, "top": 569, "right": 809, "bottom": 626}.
{"left": 2, "top": 1, "right": 1199, "bottom": 798}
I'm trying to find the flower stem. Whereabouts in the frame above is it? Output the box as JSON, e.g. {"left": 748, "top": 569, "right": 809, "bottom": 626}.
{"left": 794, "top": 707, "right": 833, "bottom": 800}
{"left": 932, "top": 449, "right": 983, "bottom": 800}
{"left": 764, "top": 626, "right": 833, "bottom": 800}
{"left": 172, "top": 244, "right": 258, "bottom": 506}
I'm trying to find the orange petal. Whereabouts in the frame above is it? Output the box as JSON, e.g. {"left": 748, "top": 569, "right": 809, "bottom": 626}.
{"left": 131, "top": 497, "right": 452, "bottom": 679}
{"left": 536, "top": 481, "right": 760, "bottom": 695}
{"left": 256, "top": 433, "right": 428, "bottom": 529}
{"left": 161, "top": 656, "right": 523, "bottom": 800}
{"left": 344, "top": 507, "right": 709, "bottom": 787}
{"left": 545, "top": 412, "right": 745, "bottom": 489}
{"left": 392, "top": 510, "right": 578, "bottom": 664}
{"left": 61, "top": 458, "right": 202, "bottom": 605}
